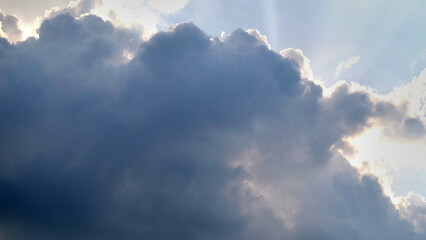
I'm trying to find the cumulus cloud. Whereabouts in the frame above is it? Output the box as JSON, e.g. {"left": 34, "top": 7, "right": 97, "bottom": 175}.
{"left": 398, "top": 192, "right": 426, "bottom": 233}
{"left": 386, "top": 68, "right": 426, "bottom": 119}
{"left": 44, "top": 0, "right": 103, "bottom": 18}
{"left": 280, "top": 48, "right": 314, "bottom": 80}
{"left": 0, "top": 10, "right": 23, "bottom": 42}
{"left": 67, "top": 0, "right": 103, "bottom": 16}
{"left": 0, "top": 11, "right": 424, "bottom": 240}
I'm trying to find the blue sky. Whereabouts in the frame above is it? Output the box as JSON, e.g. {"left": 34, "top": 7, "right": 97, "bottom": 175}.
{"left": 0, "top": 0, "right": 426, "bottom": 239}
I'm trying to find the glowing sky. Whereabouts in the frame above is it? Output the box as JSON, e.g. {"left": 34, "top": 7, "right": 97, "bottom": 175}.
{"left": 0, "top": 0, "right": 425, "bottom": 239}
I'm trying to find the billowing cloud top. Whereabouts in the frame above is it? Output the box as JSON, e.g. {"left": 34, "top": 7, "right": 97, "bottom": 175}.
{"left": 0, "top": 11, "right": 23, "bottom": 42}
{"left": 0, "top": 11, "right": 425, "bottom": 240}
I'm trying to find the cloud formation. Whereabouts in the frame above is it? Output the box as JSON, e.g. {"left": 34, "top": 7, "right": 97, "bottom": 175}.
{"left": 0, "top": 12, "right": 424, "bottom": 240}
{"left": 335, "top": 55, "right": 361, "bottom": 79}
{"left": 0, "top": 11, "right": 23, "bottom": 42}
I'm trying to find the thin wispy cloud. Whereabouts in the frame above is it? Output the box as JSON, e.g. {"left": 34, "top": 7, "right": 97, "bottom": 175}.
{"left": 335, "top": 55, "right": 361, "bottom": 79}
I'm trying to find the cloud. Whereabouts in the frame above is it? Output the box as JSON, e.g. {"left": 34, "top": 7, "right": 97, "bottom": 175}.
{"left": 67, "top": 0, "right": 103, "bottom": 16}
{"left": 335, "top": 55, "right": 361, "bottom": 79}
{"left": 409, "top": 49, "right": 426, "bottom": 76}
{"left": 0, "top": 12, "right": 424, "bottom": 240}
{"left": 398, "top": 192, "right": 426, "bottom": 233}
{"left": 0, "top": 10, "right": 23, "bottom": 42}
{"left": 386, "top": 68, "right": 426, "bottom": 119}
{"left": 0, "top": 0, "right": 187, "bottom": 42}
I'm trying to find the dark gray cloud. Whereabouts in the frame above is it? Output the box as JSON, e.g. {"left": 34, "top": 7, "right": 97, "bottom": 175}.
{"left": 402, "top": 117, "right": 426, "bottom": 139}
{"left": 0, "top": 12, "right": 423, "bottom": 240}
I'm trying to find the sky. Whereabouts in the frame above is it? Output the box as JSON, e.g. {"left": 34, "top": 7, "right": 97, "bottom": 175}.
{"left": 0, "top": 0, "right": 425, "bottom": 239}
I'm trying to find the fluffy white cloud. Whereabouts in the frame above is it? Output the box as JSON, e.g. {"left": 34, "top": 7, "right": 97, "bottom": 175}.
{"left": 398, "top": 192, "right": 426, "bottom": 233}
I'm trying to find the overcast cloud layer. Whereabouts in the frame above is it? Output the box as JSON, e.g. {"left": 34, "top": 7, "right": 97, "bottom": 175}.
{"left": 0, "top": 9, "right": 426, "bottom": 240}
